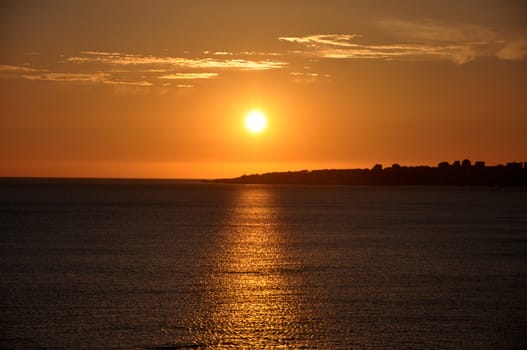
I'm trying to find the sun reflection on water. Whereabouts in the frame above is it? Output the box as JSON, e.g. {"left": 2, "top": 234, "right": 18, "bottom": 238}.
{"left": 200, "top": 186, "right": 313, "bottom": 348}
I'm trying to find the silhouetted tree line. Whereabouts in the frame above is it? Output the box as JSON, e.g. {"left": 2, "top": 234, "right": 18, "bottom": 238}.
{"left": 208, "top": 160, "right": 527, "bottom": 186}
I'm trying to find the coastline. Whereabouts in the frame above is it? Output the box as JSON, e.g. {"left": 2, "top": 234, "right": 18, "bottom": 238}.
{"left": 206, "top": 160, "right": 527, "bottom": 186}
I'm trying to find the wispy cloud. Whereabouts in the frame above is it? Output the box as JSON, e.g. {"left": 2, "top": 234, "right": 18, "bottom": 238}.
{"left": 20, "top": 72, "right": 109, "bottom": 83}
{"left": 496, "top": 40, "right": 527, "bottom": 60}
{"left": 103, "top": 79, "right": 153, "bottom": 86}
{"left": 290, "top": 71, "right": 330, "bottom": 84}
{"left": 16, "top": 72, "right": 152, "bottom": 86}
{"left": 80, "top": 51, "right": 122, "bottom": 56}
{"left": 68, "top": 51, "right": 287, "bottom": 71}
{"left": 0, "top": 63, "right": 155, "bottom": 87}
{"left": 280, "top": 21, "right": 527, "bottom": 64}
{"left": 379, "top": 20, "right": 498, "bottom": 44}
{"left": 280, "top": 34, "right": 360, "bottom": 48}
{"left": 0, "top": 50, "right": 287, "bottom": 88}
{"left": 158, "top": 73, "right": 218, "bottom": 80}
{"left": 0, "top": 64, "right": 45, "bottom": 73}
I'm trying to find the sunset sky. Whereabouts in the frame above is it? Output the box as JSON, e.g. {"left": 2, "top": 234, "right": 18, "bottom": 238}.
{"left": 1, "top": 0, "right": 526, "bottom": 178}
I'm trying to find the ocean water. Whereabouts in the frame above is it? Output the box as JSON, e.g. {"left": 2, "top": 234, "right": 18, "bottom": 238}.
{"left": 0, "top": 180, "right": 526, "bottom": 349}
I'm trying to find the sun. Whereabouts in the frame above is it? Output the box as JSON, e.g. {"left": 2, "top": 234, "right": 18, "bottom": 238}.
{"left": 245, "top": 110, "right": 267, "bottom": 133}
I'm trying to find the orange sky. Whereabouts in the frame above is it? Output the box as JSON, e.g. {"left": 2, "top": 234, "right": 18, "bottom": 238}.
{"left": 1, "top": 1, "right": 526, "bottom": 178}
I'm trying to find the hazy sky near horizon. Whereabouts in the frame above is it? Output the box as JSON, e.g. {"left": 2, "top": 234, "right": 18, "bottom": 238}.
{"left": 1, "top": 0, "right": 526, "bottom": 178}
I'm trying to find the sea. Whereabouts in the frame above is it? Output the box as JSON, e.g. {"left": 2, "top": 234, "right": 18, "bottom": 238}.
{"left": 0, "top": 179, "right": 526, "bottom": 349}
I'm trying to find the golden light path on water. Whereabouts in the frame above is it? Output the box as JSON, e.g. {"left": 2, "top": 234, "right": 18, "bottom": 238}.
{"left": 197, "top": 186, "right": 318, "bottom": 348}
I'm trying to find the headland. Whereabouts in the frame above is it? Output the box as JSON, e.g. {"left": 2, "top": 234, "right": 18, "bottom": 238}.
{"left": 207, "top": 160, "right": 527, "bottom": 186}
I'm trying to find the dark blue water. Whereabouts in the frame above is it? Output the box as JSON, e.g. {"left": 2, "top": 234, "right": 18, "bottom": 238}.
{"left": 1, "top": 179, "right": 526, "bottom": 349}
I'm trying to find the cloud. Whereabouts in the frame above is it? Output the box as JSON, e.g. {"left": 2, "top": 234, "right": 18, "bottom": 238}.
{"left": 378, "top": 20, "right": 498, "bottom": 45}
{"left": 0, "top": 50, "right": 286, "bottom": 87}
{"left": 20, "top": 72, "right": 109, "bottom": 82}
{"left": 158, "top": 73, "right": 218, "bottom": 80}
{"left": 0, "top": 65, "right": 45, "bottom": 73}
{"left": 0, "top": 62, "right": 155, "bottom": 86}
{"left": 496, "top": 40, "right": 527, "bottom": 60}
{"left": 17, "top": 72, "right": 152, "bottom": 86}
{"left": 67, "top": 52, "right": 287, "bottom": 71}
{"left": 80, "top": 51, "right": 122, "bottom": 56}
{"left": 280, "top": 21, "right": 527, "bottom": 64}
{"left": 290, "top": 71, "right": 330, "bottom": 84}
{"left": 103, "top": 79, "right": 153, "bottom": 86}
{"left": 280, "top": 34, "right": 360, "bottom": 47}
{"left": 280, "top": 34, "right": 470, "bottom": 63}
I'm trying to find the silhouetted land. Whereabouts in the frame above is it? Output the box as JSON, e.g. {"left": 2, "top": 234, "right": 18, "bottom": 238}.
{"left": 207, "top": 160, "right": 527, "bottom": 186}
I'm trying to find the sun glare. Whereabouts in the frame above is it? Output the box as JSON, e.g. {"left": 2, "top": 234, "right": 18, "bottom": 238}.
{"left": 245, "top": 110, "right": 267, "bottom": 133}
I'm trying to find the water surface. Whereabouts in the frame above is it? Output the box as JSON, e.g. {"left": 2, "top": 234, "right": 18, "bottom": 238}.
{"left": 1, "top": 180, "right": 526, "bottom": 349}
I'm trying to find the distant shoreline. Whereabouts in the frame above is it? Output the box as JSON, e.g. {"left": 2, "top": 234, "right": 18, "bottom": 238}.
{"left": 205, "top": 160, "right": 527, "bottom": 186}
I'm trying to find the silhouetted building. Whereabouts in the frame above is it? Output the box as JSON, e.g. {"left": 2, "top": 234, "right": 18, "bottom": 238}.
{"left": 372, "top": 164, "right": 382, "bottom": 171}
{"left": 507, "top": 162, "right": 522, "bottom": 169}
{"left": 391, "top": 163, "right": 401, "bottom": 169}
{"left": 438, "top": 161, "right": 450, "bottom": 168}
{"left": 453, "top": 161, "right": 461, "bottom": 167}
{"left": 462, "top": 159, "right": 471, "bottom": 167}
{"left": 475, "top": 161, "right": 485, "bottom": 168}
